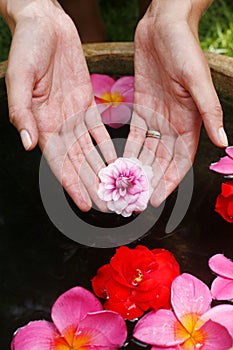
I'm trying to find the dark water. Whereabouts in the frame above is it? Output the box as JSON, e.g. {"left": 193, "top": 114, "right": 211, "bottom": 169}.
{"left": 0, "top": 82, "right": 232, "bottom": 349}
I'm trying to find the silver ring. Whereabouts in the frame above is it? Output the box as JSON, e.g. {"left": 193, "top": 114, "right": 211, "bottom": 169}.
{"left": 146, "top": 130, "right": 161, "bottom": 139}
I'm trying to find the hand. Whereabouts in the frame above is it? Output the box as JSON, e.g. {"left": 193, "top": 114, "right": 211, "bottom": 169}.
{"left": 124, "top": 0, "right": 228, "bottom": 207}
{"left": 3, "top": 0, "right": 116, "bottom": 211}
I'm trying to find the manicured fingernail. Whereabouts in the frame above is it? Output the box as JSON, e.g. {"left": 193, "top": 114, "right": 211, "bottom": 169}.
{"left": 218, "top": 127, "right": 228, "bottom": 147}
{"left": 20, "top": 129, "right": 32, "bottom": 150}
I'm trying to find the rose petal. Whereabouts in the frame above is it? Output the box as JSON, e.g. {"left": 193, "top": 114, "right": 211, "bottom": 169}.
{"left": 211, "top": 276, "right": 233, "bottom": 300}
{"left": 226, "top": 146, "right": 233, "bottom": 159}
{"left": 171, "top": 274, "right": 211, "bottom": 322}
{"left": 221, "top": 182, "right": 233, "bottom": 197}
{"left": 101, "top": 104, "right": 132, "bottom": 128}
{"left": 209, "top": 254, "right": 233, "bottom": 279}
{"left": 228, "top": 200, "right": 233, "bottom": 217}
{"left": 201, "top": 304, "right": 233, "bottom": 339}
{"left": 197, "top": 319, "right": 232, "bottom": 349}
{"left": 51, "top": 287, "right": 102, "bottom": 335}
{"left": 91, "top": 264, "right": 112, "bottom": 298}
{"left": 215, "top": 190, "right": 233, "bottom": 223}
{"left": 79, "top": 311, "right": 127, "bottom": 348}
{"left": 209, "top": 156, "right": 233, "bottom": 175}
{"left": 11, "top": 321, "right": 56, "bottom": 350}
{"left": 91, "top": 74, "right": 115, "bottom": 99}
{"left": 111, "top": 76, "right": 134, "bottom": 103}
{"left": 107, "top": 198, "right": 128, "bottom": 214}
{"left": 133, "top": 309, "right": 185, "bottom": 346}
{"left": 105, "top": 298, "right": 144, "bottom": 320}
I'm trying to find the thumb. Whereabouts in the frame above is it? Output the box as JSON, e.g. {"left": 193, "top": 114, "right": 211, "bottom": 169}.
{"left": 187, "top": 54, "right": 228, "bottom": 148}
{"left": 6, "top": 66, "right": 39, "bottom": 151}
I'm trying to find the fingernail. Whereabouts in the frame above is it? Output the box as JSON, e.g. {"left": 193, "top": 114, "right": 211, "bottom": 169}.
{"left": 20, "top": 129, "right": 32, "bottom": 150}
{"left": 218, "top": 127, "right": 228, "bottom": 147}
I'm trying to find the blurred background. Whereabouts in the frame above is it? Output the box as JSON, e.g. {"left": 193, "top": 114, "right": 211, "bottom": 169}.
{"left": 1, "top": 0, "right": 233, "bottom": 62}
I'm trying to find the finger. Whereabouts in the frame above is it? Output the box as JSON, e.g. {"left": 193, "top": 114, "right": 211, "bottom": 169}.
{"left": 139, "top": 136, "right": 160, "bottom": 165}
{"left": 6, "top": 65, "right": 39, "bottom": 151}
{"left": 185, "top": 52, "right": 228, "bottom": 148}
{"left": 151, "top": 133, "right": 176, "bottom": 189}
{"left": 123, "top": 111, "right": 147, "bottom": 158}
{"left": 76, "top": 157, "right": 108, "bottom": 212}
{"left": 150, "top": 134, "right": 195, "bottom": 207}
{"left": 40, "top": 132, "right": 91, "bottom": 212}
{"left": 73, "top": 107, "right": 117, "bottom": 172}
{"left": 85, "top": 106, "right": 117, "bottom": 164}
{"left": 75, "top": 126, "right": 106, "bottom": 174}
{"left": 64, "top": 138, "right": 108, "bottom": 212}
{"left": 59, "top": 121, "right": 108, "bottom": 211}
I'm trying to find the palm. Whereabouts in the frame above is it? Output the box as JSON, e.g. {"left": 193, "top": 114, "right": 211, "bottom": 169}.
{"left": 125, "top": 17, "right": 216, "bottom": 206}
{"left": 7, "top": 9, "right": 116, "bottom": 211}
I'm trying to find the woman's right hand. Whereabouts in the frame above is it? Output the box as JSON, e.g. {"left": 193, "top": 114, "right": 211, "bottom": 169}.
{"left": 1, "top": 0, "right": 117, "bottom": 211}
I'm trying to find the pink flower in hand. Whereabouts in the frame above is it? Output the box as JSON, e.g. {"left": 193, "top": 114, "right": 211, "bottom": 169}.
{"left": 210, "top": 146, "right": 233, "bottom": 175}
{"left": 91, "top": 74, "right": 134, "bottom": 128}
{"left": 209, "top": 253, "right": 233, "bottom": 300}
{"left": 11, "top": 287, "right": 127, "bottom": 350}
{"left": 98, "top": 157, "right": 153, "bottom": 217}
{"left": 133, "top": 273, "right": 233, "bottom": 349}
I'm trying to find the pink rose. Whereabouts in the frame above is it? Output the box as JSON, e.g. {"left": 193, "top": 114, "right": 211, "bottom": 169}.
{"left": 98, "top": 157, "right": 153, "bottom": 217}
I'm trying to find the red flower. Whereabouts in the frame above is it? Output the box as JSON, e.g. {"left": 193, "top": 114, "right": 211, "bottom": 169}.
{"left": 91, "top": 245, "right": 180, "bottom": 320}
{"left": 215, "top": 181, "right": 233, "bottom": 223}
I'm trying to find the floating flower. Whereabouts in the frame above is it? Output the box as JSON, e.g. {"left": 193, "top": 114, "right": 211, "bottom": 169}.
{"left": 210, "top": 146, "right": 233, "bottom": 175}
{"left": 209, "top": 253, "right": 233, "bottom": 300}
{"left": 92, "top": 245, "right": 180, "bottom": 320}
{"left": 215, "top": 181, "right": 233, "bottom": 223}
{"left": 91, "top": 74, "right": 134, "bottom": 128}
{"left": 133, "top": 273, "right": 233, "bottom": 349}
{"left": 11, "top": 286, "right": 127, "bottom": 350}
{"left": 98, "top": 157, "right": 153, "bottom": 217}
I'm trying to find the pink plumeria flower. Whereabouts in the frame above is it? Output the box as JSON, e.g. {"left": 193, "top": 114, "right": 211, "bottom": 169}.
{"left": 133, "top": 273, "right": 233, "bottom": 349}
{"left": 91, "top": 74, "right": 134, "bottom": 128}
{"left": 11, "top": 286, "right": 127, "bottom": 350}
{"left": 210, "top": 146, "right": 233, "bottom": 176}
{"left": 98, "top": 157, "right": 153, "bottom": 217}
{"left": 209, "top": 253, "right": 233, "bottom": 301}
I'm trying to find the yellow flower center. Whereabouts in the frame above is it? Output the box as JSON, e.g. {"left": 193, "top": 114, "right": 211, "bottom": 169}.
{"left": 175, "top": 313, "right": 206, "bottom": 349}
{"left": 101, "top": 91, "right": 124, "bottom": 106}
{"left": 53, "top": 327, "right": 92, "bottom": 350}
{"left": 132, "top": 268, "right": 144, "bottom": 286}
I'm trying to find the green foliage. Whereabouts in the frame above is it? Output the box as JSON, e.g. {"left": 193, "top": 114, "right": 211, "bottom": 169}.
{"left": 99, "top": 0, "right": 139, "bottom": 42}
{"left": 199, "top": 0, "right": 233, "bottom": 56}
{"left": 0, "top": 17, "right": 11, "bottom": 61}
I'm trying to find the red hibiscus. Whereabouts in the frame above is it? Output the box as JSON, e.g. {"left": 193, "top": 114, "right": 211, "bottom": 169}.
{"left": 215, "top": 181, "right": 233, "bottom": 223}
{"left": 91, "top": 245, "right": 180, "bottom": 320}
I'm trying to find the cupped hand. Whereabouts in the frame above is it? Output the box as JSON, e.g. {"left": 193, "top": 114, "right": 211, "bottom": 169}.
{"left": 124, "top": 0, "right": 228, "bottom": 207}
{"left": 5, "top": 1, "right": 116, "bottom": 211}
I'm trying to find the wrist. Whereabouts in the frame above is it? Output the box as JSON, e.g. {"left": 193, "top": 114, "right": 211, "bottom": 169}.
{"left": 146, "top": 0, "right": 212, "bottom": 24}
{"left": 143, "top": 0, "right": 213, "bottom": 37}
{"left": 0, "top": 0, "right": 62, "bottom": 33}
